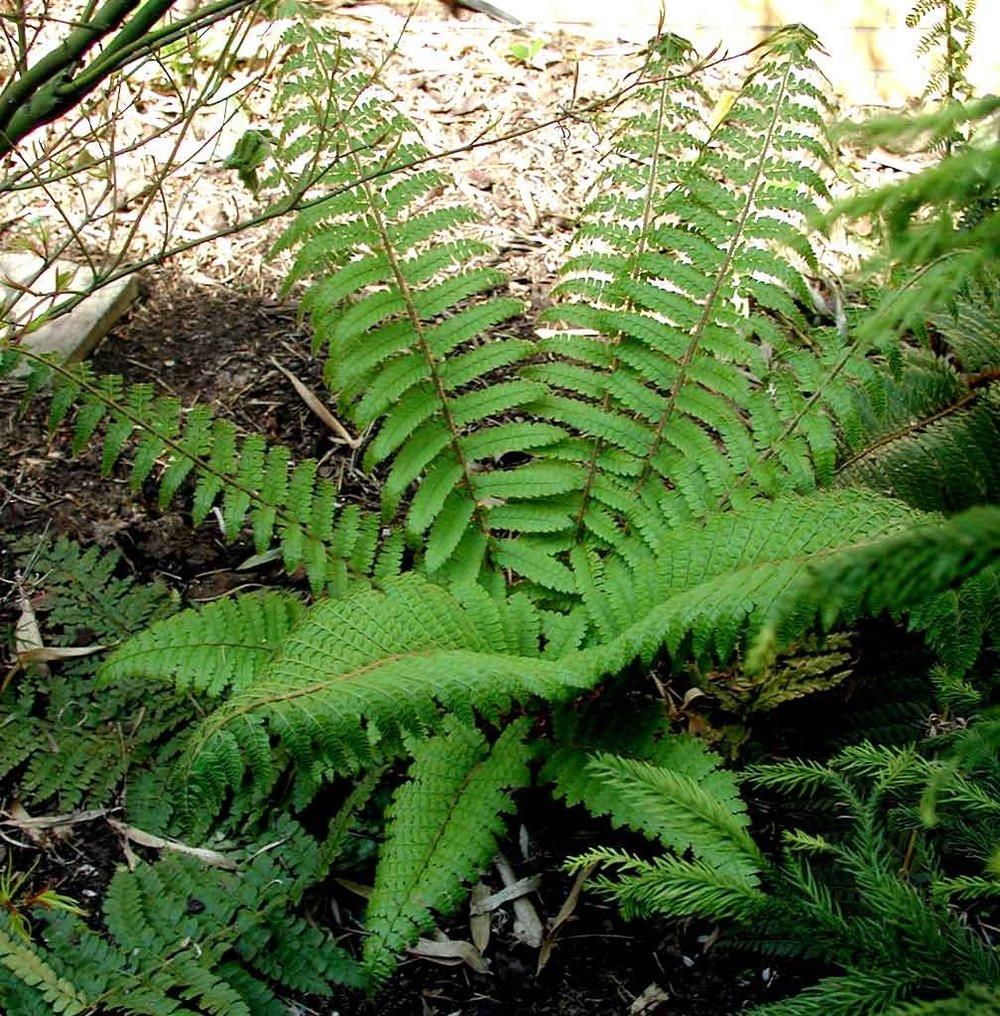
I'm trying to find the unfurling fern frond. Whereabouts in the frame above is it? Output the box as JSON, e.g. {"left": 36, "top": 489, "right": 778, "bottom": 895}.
{"left": 362, "top": 719, "right": 531, "bottom": 984}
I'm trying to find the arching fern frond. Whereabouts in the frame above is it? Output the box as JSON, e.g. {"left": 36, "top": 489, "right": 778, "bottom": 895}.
{"left": 99, "top": 591, "right": 307, "bottom": 698}
{"left": 751, "top": 504, "right": 1000, "bottom": 670}
{"left": 171, "top": 574, "right": 594, "bottom": 821}
{"left": 582, "top": 490, "right": 923, "bottom": 663}
{"left": 4, "top": 354, "right": 391, "bottom": 595}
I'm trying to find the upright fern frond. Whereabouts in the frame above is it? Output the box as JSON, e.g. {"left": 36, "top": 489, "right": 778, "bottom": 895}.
{"left": 271, "top": 26, "right": 582, "bottom": 584}
{"left": 362, "top": 719, "right": 532, "bottom": 984}
{"left": 906, "top": 0, "right": 978, "bottom": 106}
{"left": 532, "top": 25, "right": 839, "bottom": 567}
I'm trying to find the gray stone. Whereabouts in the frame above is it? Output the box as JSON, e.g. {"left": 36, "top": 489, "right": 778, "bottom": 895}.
{"left": 1, "top": 253, "right": 139, "bottom": 374}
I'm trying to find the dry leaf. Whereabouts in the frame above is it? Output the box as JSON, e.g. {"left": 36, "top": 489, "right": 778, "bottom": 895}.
{"left": 270, "top": 357, "right": 360, "bottom": 447}
{"left": 537, "top": 860, "right": 594, "bottom": 972}
{"left": 108, "top": 820, "right": 238, "bottom": 870}
{"left": 409, "top": 936, "right": 490, "bottom": 974}
{"left": 2, "top": 808, "right": 108, "bottom": 830}
{"left": 334, "top": 876, "right": 373, "bottom": 899}
{"left": 17, "top": 644, "right": 108, "bottom": 664}
{"left": 470, "top": 874, "right": 540, "bottom": 914}
{"left": 469, "top": 882, "right": 492, "bottom": 953}
{"left": 495, "top": 853, "right": 543, "bottom": 948}
{"left": 630, "top": 983, "right": 670, "bottom": 1014}
{"left": 14, "top": 595, "right": 44, "bottom": 657}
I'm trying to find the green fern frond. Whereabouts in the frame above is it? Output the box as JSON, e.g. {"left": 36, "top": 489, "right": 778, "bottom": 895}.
{"left": 544, "top": 708, "right": 758, "bottom": 870}
{"left": 99, "top": 591, "right": 307, "bottom": 697}
{"left": 535, "top": 28, "right": 840, "bottom": 550}
{"left": 172, "top": 574, "right": 593, "bottom": 821}
{"left": 362, "top": 718, "right": 531, "bottom": 984}
{"left": 10, "top": 534, "right": 177, "bottom": 643}
{"left": 2, "top": 536, "right": 189, "bottom": 815}
{"left": 905, "top": 0, "right": 978, "bottom": 104}
{"left": 0, "top": 917, "right": 90, "bottom": 1015}
{"left": 4, "top": 355, "right": 388, "bottom": 595}
{"left": 749, "top": 968, "right": 915, "bottom": 1015}
{"left": 752, "top": 504, "right": 1000, "bottom": 669}
{"left": 931, "top": 273, "right": 1000, "bottom": 373}
{"left": 0, "top": 813, "right": 368, "bottom": 1015}
{"left": 837, "top": 373, "right": 998, "bottom": 514}
{"left": 889, "top": 983, "right": 1000, "bottom": 1015}
{"left": 608, "top": 490, "right": 923, "bottom": 664}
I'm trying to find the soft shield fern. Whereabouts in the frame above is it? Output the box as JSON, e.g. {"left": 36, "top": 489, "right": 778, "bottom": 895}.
{"left": 16, "top": 11, "right": 1000, "bottom": 998}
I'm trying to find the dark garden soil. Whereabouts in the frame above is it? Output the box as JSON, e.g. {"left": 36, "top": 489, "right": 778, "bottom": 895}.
{"left": 0, "top": 269, "right": 814, "bottom": 1015}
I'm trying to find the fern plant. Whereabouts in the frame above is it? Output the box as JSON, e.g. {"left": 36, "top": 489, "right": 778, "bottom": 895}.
{"left": 4, "top": 11, "right": 999, "bottom": 998}
{"left": 907, "top": 0, "right": 978, "bottom": 107}
{"left": 1, "top": 537, "right": 185, "bottom": 818}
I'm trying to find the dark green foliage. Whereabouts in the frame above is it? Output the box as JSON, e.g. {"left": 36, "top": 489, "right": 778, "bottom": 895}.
{"left": 571, "top": 723, "right": 1000, "bottom": 1015}
{"left": 0, "top": 811, "right": 368, "bottom": 1014}
{"left": 9, "top": 534, "right": 177, "bottom": 644}
{"left": 1, "top": 537, "right": 183, "bottom": 816}
{"left": 752, "top": 503, "right": 999, "bottom": 673}
{"left": 362, "top": 719, "right": 532, "bottom": 983}
{"left": 836, "top": 278, "right": 999, "bottom": 514}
